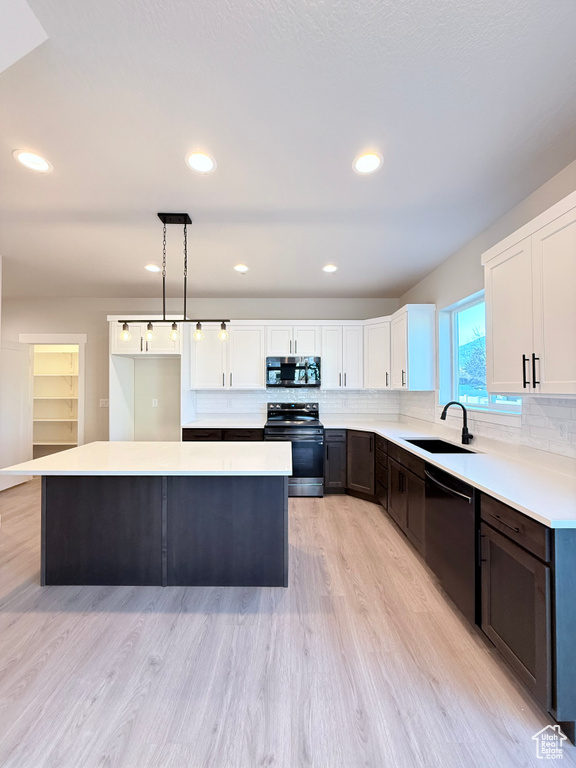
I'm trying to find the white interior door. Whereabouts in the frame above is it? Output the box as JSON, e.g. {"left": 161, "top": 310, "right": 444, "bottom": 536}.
{"left": 364, "top": 322, "right": 391, "bottom": 389}
{"left": 390, "top": 312, "right": 408, "bottom": 389}
{"left": 342, "top": 326, "right": 363, "bottom": 389}
{"left": 321, "top": 326, "right": 343, "bottom": 389}
{"left": 190, "top": 328, "right": 226, "bottom": 389}
{"left": 532, "top": 208, "right": 576, "bottom": 394}
{"left": 228, "top": 326, "right": 266, "bottom": 389}
{"left": 485, "top": 237, "right": 534, "bottom": 393}
{"left": 0, "top": 343, "right": 32, "bottom": 490}
{"left": 293, "top": 326, "right": 321, "bottom": 356}
{"left": 266, "top": 326, "right": 293, "bottom": 356}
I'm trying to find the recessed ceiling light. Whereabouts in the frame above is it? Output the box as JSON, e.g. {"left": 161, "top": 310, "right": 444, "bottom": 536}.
{"left": 12, "top": 149, "right": 53, "bottom": 173}
{"left": 186, "top": 152, "right": 216, "bottom": 174}
{"left": 233, "top": 264, "right": 249, "bottom": 273}
{"left": 323, "top": 264, "right": 338, "bottom": 273}
{"left": 352, "top": 152, "right": 382, "bottom": 175}
{"left": 145, "top": 264, "right": 161, "bottom": 272}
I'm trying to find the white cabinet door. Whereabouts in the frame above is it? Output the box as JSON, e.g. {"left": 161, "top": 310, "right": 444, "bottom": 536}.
{"left": 364, "top": 322, "right": 391, "bottom": 389}
{"left": 190, "top": 328, "right": 226, "bottom": 389}
{"left": 485, "top": 237, "right": 534, "bottom": 393}
{"left": 228, "top": 326, "right": 266, "bottom": 389}
{"left": 110, "top": 323, "right": 144, "bottom": 355}
{"left": 266, "top": 326, "right": 293, "bottom": 356}
{"left": 342, "top": 325, "right": 363, "bottom": 389}
{"left": 321, "top": 326, "right": 343, "bottom": 389}
{"left": 532, "top": 208, "right": 576, "bottom": 395}
{"left": 147, "top": 324, "right": 181, "bottom": 355}
{"left": 293, "top": 326, "right": 321, "bottom": 356}
{"left": 390, "top": 312, "right": 408, "bottom": 389}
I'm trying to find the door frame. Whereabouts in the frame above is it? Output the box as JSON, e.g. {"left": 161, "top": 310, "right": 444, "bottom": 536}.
{"left": 19, "top": 333, "right": 87, "bottom": 448}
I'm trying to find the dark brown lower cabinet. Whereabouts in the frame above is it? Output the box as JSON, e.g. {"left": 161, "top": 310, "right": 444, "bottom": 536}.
{"left": 387, "top": 456, "right": 425, "bottom": 554}
{"left": 388, "top": 459, "right": 407, "bottom": 528}
{"left": 346, "top": 431, "right": 375, "bottom": 497}
{"left": 324, "top": 430, "right": 347, "bottom": 493}
{"left": 405, "top": 470, "right": 425, "bottom": 554}
{"left": 481, "top": 522, "right": 551, "bottom": 709}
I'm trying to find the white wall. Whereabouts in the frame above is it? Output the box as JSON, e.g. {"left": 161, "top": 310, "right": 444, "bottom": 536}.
{"left": 397, "top": 157, "right": 576, "bottom": 466}
{"left": 400, "top": 158, "right": 576, "bottom": 309}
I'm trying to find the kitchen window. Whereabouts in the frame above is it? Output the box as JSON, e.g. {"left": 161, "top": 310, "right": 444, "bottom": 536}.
{"left": 442, "top": 294, "right": 522, "bottom": 414}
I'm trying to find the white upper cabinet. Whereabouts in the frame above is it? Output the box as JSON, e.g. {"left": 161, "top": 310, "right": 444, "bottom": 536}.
{"left": 266, "top": 326, "right": 294, "bottom": 356}
{"left": 190, "top": 326, "right": 227, "bottom": 389}
{"left": 364, "top": 320, "right": 391, "bottom": 389}
{"left": 482, "top": 191, "right": 576, "bottom": 395}
{"left": 228, "top": 326, "right": 266, "bottom": 389}
{"left": 110, "top": 322, "right": 181, "bottom": 356}
{"left": 390, "top": 305, "right": 436, "bottom": 391}
{"left": 266, "top": 325, "right": 321, "bottom": 356}
{"left": 321, "top": 326, "right": 343, "bottom": 389}
{"left": 484, "top": 238, "right": 534, "bottom": 393}
{"left": 321, "top": 325, "right": 363, "bottom": 389}
{"left": 190, "top": 324, "right": 266, "bottom": 390}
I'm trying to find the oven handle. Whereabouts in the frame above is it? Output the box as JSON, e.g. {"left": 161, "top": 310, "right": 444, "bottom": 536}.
{"left": 424, "top": 470, "right": 473, "bottom": 503}
{"left": 265, "top": 436, "right": 324, "bottom": 444}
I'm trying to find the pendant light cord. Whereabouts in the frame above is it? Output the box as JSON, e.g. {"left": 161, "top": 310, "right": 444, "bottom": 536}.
{"left": 162, "top": 221, "right": 167, "bottom": 321}
{"left": 183, "top": 222, "right": 188, "bottom": 321}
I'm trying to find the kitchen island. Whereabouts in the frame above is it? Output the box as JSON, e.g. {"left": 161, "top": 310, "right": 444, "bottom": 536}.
{"left": 1, "top": 441, "right": 292, "bottom": 587}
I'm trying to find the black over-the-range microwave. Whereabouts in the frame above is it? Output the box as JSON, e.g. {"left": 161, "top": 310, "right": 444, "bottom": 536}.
{"left": 265, "top": 357, "right": 321, "bottom": 388}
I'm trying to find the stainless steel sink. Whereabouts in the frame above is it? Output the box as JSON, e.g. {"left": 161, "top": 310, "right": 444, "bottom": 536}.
{"left": 404, "top": 438, "right": 475, "bottom": 454}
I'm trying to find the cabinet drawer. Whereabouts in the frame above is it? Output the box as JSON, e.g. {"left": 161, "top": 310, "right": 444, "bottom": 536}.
{"left": 388, "top": 443, "right": 425, "bottom": 479}
{"left": 375, "top": 446, "right": 388, "bottom": 469}
{"left": 375, "top": 434, "right": 388, "bottom": 454}
{"left": 182, "top": 428, "right": 223, "bottom": 441}
{"left": 326, "top": 429, "right": 347, "bottom": 442}
{"left": 481, "top": 494, "right": 550, "bottom": 562}
{"left": 375, "top": 459, "right": 388, "bottom": 485}
{"left": 222, "top": 429, "right": 264, "bottom": 441}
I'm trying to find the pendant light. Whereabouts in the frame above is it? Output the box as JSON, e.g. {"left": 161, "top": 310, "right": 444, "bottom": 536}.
{"left": 119, "top": 213, "right": 230, "bottom": 343}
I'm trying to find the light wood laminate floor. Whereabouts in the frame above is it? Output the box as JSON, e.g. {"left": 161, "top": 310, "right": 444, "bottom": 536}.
{"left": 0, "top": 479, "right": 573, "bottom": 768}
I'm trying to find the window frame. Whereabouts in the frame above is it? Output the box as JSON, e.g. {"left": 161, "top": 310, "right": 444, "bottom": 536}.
{"left": 444, "top": 293, "right": 522, "bottom": 416}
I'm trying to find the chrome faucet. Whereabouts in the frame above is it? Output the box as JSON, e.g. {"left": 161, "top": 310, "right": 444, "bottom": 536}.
{"left": 440, "top": 401, "right": 474, "bottom": 445}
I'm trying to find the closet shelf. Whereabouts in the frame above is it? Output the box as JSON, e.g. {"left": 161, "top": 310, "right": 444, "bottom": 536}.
{"left": 33, "top": 418, "right": 78, "bottom": 423}
{"left": 33, "top": 441, "right": 78, "bottom": 446}
{"left": 34, "top": 396, "right": 79, "bottom": 400}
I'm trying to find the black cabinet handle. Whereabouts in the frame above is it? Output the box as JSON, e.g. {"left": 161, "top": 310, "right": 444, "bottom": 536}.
{"left": 327, "top": 444, "right": 330, "bottom": 461}
{"left": 488, "top": 512, "right": 520, "bottom": 534}
{"left": 386, "top": 371, "right": 389, "bottom": 387}
{"left": 531, "top": 353, "right": 540, "bottom": 387}
{"left": 401, "top": 370, "right": 406, "bottom": 387}
{"left": 522, "top": 354, "right": 529, "bottom": 388}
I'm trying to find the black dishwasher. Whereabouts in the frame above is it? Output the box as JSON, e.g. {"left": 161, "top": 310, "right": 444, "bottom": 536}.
{"left": 424, "top": 465, "right": 479, "bottom": 624}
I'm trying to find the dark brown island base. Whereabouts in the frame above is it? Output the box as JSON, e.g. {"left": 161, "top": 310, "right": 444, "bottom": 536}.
{"left": 4, "top": 441, "right": 292, "bottom": 588}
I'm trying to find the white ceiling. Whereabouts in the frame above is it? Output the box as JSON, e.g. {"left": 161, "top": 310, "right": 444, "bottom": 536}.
{"left": 0, "top": 0, "right": 47, "bottom": 75}
{"left": 1, "top": 0, "right": 576, "bottom": 299}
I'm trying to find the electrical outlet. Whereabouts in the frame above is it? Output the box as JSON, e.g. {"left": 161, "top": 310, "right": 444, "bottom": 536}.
{"left": 99, "top": 399, "right": 109, "bottom": 408}
{"left": 558, "top": 422, "right": 567, "bottom": 439}
{"left": 227, "top": 397, "right": 233, "bottom": 409}
{"left": 152, "top": 399, "right": 158, "bottom": 408}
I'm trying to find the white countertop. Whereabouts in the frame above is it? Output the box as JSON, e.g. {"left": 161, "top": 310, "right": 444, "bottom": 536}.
{"left": 182, "top": 414, "right": 576, "bottom": 528}
{"left": 182, "top": 416, "right": 265, "bottom": 428}
{"left": 324, "top": 417, "right": 576, "bottom": 529}
{"left": 0, "top": 441, "right": 292, "bottom": 477}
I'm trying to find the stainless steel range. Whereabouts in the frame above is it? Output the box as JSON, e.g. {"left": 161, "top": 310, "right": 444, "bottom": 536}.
{"left": 264, "top": 403, "right": 324, "bottom": 497}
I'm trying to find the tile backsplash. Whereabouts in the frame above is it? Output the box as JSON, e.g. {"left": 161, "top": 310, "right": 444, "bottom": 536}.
{"left": 400, "top": 391, "right": 576, "bottom": 460}
{"left": 197, "top": 389, "right": 400, "bottom": 416}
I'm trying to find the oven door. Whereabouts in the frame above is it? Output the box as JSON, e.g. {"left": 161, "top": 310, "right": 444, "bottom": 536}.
{"left": 265, "top": 432, "right": 325, "bottom": 497}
